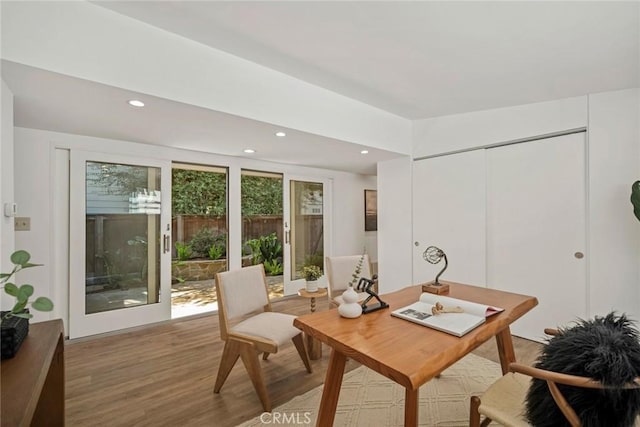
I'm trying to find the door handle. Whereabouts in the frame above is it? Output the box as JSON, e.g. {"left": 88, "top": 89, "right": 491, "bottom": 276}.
{"left": 163, "top": 234, "right": 170, "bottom": 253}
{"left": 285, "top": 230, "right": 290, "bottom": 244}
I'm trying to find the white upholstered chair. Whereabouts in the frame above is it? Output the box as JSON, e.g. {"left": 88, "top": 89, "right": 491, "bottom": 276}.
{"left": 325, "top": 254, "right": 373, "bottom": 308}
{"left": 213, "top": 264, "right": 312, "bottom": 412}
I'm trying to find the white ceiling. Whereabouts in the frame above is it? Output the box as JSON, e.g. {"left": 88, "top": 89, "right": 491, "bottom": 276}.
{"left": 3, "top": 1, "right": 639, "bottom": 175}
{"left": 3, "top": 60, "right": 398, "bottom": 175}
{"left": 94, "top": 1, "right": 640, "bottom": 119}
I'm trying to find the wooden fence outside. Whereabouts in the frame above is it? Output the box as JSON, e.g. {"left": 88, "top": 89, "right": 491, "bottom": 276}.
{"left": 86, "top": 214, "right": 323, "bottom": 276}
{"left": 171, "top": 215, "right": 284, "bottom": 250}
{"left": 172, "top": 214, "right": 323, "bottom": 259}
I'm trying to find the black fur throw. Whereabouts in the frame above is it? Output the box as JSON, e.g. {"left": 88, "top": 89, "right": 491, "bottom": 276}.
{"left": 525, "top": 313, "right": 640, "bottom": 427}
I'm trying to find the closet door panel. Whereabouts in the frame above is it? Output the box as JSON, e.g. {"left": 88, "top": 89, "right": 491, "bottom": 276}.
{"left": 412, "top": 150, "right": 486, "bottom": 286}
{"left": 486, "top": 133, "right": 587, "bottom": 341}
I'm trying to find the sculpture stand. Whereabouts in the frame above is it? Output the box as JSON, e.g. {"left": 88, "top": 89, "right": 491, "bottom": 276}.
{"left": 356, "top": 275, "right": 389, "bottom": 314}
{"left": 421, "top": 280, "right": 450, "bottom": 295}
{"left": 361, "top": 300, "right": 389, "bottom": 314}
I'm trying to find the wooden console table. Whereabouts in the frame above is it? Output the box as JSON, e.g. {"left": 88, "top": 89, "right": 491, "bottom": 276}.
{"left": 1, "top": 319, "right": 65, "bottom": 426}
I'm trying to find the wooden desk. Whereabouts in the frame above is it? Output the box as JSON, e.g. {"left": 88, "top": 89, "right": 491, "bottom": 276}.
{"left": 293, "top": 283, "right": 537, "bottom": 427}
{"left": 1, "top": 319, "right": 65, "bottom": 427}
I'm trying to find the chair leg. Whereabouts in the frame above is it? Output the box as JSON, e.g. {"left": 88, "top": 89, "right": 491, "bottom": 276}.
{"left": 469, "top": 395, "right": 481, "bottom": 427}
{"left": 214, "top": 340, "right": 241, "bottom": 393}
{"left": 292, "top": 333, "right": 312, "bottom": 373}
{"left": 237, "top": 340, "right": 271, "bottom": 412}
{"left": 263, "top": 352, "right": 270, "bottom": 360}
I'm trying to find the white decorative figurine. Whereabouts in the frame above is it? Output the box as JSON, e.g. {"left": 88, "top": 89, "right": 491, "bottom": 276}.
{"left": 338, "top": 285, "right": 362, "bottom": 318}
{"left": 338, "top": 254, "right": 365, "bottom": 318}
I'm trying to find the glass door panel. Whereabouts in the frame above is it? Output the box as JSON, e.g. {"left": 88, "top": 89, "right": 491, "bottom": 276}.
{"left": 171, "top": 163, "right": 228, "bottom": 318}
{"left": 283, "top": 176, "right": 330, "bottom": 295}
{"left": 70, "top": 151, "right": 171, "bottom": 338}
{"left": 241, "top": 170, "right": 284, "bottom": 300}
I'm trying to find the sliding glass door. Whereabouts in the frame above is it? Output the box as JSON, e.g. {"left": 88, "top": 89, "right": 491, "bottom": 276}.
{"left": 283, "top": 175, "right": 330, "bottom": 295}
{"left": 69, "top": 151, "right": 171, "bottom": 338}
{"left": 241, "top": 170, "right": 284, "bottom": 299}
{"left": 171, "top": 163, "right": 228, "bottom": 318}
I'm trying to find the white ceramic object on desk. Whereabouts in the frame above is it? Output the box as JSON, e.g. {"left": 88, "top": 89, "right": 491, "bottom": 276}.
{"left": 338, "top": 286, "right": 362, "bottom": 318}
{"left": 305, "top": 280, "right": 318, "bottom": 292}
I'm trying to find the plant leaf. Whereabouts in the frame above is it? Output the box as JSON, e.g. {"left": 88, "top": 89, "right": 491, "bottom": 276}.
{"left": 18, "top": 284, "right": 34, "bottom": 300}
{"left": 16, "top": 293, "right": 28, "bottom": 304}
{"left": 11, "top": 300, "right": 27, "bottom": 313}
{"left": 10, "top": 250, "right": 30, "bottom": 266}
{"left": 21, "top": 262, "right": 43, "bottom": 269}
{"left": 12, "top": 312, "right": 33, "bottom": 319}
{"left": 32, "top": 297, "right": 54, "bottom": 312}
{"left": 4, "top": 282, "right": 18, "bottom": 296}
{"left": 631, "top": 181, "right": 640, "bottom": 222}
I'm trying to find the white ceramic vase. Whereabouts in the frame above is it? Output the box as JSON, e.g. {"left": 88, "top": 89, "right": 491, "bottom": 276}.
{"left": 338, "top": 286, "right": 362, "bottom": 318}
{"left": 305, "top": 280, "right": 318, "bottom": 292}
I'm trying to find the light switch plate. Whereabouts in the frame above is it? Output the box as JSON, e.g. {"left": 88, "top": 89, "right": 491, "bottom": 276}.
{"left": 14, "top": 217, "right": 30, "bottom": 231}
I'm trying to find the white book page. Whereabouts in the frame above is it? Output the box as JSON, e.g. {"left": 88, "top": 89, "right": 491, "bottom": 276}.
{"left": 419, "top": 293, "right": 504, "bottom": 318}
{"left": 391, "top": 301, "right": 485, "bottom": 337}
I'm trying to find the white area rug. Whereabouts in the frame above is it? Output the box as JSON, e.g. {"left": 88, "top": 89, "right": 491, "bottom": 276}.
{"left": 238, "top": 353, "right": 503, "bottom": 427}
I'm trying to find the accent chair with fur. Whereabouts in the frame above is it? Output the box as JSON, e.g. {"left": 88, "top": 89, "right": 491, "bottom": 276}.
{"left": 525, "top": 313, "right": 640, "bottom": 427}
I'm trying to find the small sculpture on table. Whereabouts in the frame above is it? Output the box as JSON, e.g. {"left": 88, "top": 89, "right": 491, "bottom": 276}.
{"left": 431, "top": 302, "right": 463, "bottom": 315}
{"left": 422, "top": 246, "right": 450, "bottom": 295}
{"left": 356, "top": 274, "right": 389, "bottom": 314}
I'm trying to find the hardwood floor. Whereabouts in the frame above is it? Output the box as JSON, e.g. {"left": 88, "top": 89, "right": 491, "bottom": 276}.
{"left": 65, "top": 295, "right": 542, "bottom": 426}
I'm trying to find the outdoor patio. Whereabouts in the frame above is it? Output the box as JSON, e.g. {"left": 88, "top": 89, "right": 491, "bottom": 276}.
{"left": 171, "top": 276, "right": 284, "bottom": 318}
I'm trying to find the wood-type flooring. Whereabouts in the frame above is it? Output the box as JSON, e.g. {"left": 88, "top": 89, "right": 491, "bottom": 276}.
{"left": 65, "top": 293, "right": 542, "bottom": 426}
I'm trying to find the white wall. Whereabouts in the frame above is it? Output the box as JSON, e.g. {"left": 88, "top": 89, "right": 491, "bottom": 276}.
{"left": 1, "top": 78, "right": 14, "bottom": 302}
{"left": 413, "top": 96, "right": 587, "bottom": 158}
{"left": 587, "top": 88, "right": 640, "bottom": 318}
{"left": 331, "top": 174, "right": 377, "bottom": 260}
{"left": 377, "top": 156, "right": 413, "bottom": 293}
{"left": 1, "top": 1, "right": 411, "bottom": 155}
{"left": 13, "top": 127, "right": 376, "bottom": 324}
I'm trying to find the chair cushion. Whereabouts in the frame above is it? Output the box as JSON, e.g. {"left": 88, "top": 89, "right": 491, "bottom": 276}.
{"left": 479, "top": 372, "right": 530, "bottom": 427}
{"left": 525, "top": 313, "right": 640, "bottom": 427}
{"left": 231, "top": 312, "right": 300, "bottom": 347}
{"left": 333, "top": 291, "right": 368, "bottom": 306}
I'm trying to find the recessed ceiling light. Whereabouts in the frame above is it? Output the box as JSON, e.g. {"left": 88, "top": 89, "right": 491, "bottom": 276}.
{"left": 243, "top": 149, "right": 256, "bottom": 154}
{"left": 275, "top": 131, "right": 286, "bottom": 137}
{"left": 360, "top": 150, "right": 369, "bottom": 154}
{"left": 128, "top": 99, "right": 145, "bottom": 107}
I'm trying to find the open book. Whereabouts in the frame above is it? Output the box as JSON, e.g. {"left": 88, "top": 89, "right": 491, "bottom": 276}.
{"left": 391, "top": 293, "right": 504, "bottom": 337}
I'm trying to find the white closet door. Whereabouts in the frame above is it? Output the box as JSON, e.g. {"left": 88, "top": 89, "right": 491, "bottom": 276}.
{"left": 487, "top": 132, "right": 587, "bottom": 341}
{"left": 412, "top": 150, "right": 487, "bottom": 286}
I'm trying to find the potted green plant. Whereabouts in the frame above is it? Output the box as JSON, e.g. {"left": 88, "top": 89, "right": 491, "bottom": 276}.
{"left": 301, "top": 265, "right": 322, "bottom": 292}
{"left": 1, "top": 250, "right": 54, "bottom": 359}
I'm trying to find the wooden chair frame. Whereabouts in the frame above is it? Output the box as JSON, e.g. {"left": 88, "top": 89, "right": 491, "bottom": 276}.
{"left": 470, "top": 328, "right": 640, "bottom": 427}
{"left": 213, "top": 265, "right": 312, "bottom": 412}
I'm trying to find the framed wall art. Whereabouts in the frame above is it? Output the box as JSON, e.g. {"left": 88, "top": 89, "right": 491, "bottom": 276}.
{"left": 364, "top": 189, "right": 377, "bottom": 231}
